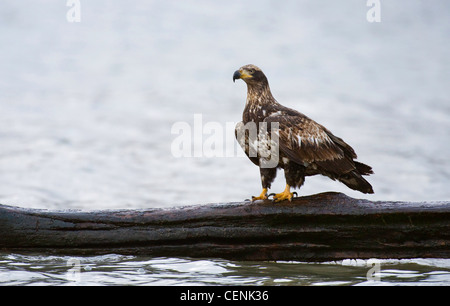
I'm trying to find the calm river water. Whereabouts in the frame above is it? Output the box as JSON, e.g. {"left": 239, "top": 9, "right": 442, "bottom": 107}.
{"left": 0, "top": 0, "right": 449, "bottom": 285}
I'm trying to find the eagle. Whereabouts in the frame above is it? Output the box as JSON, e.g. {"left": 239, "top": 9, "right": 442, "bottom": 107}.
{"left": 233, "top": 64, "right": 374, "bottom": 202}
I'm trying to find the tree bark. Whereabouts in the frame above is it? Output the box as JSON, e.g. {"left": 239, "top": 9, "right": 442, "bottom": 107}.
{"left": 0, "top": 192, "right": 449, "bottom": 261}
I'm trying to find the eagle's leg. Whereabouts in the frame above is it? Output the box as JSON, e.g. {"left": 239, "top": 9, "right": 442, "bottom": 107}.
{"left": 273, "top": 162, "right": 304, "bottom": 202}
{"left": 273, "top": 184, "right": 294, "bottom": 202}
{"left": 251, "top": 188, "right": 268, "bottom": 201}
{"left": 252, "top": 167, "right": 276, "bottom": 201}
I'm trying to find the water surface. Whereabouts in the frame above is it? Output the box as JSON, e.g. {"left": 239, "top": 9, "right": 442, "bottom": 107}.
{"left": 1, "top": 254, "right": 450, "bottom": 286}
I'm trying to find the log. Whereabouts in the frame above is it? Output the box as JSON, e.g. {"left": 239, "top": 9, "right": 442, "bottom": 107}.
{"left": 0, "top": 192, "right": 449, "bottom": 261}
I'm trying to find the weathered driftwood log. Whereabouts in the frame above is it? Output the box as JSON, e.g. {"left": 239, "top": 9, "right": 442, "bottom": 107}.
{"left": 0, "top": 192, "right": 449, "bottom": 261}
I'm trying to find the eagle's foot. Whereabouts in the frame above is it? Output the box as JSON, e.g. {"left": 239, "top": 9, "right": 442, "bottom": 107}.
{"left": 273, "top": 184, "right": 294, "bottom": 202}
{"left": 251, "top": 188, "right": 268, "bottom": 202}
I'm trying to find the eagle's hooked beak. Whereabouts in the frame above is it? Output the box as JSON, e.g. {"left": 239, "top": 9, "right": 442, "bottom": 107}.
{"left": 233, "top": 69, "right": 252, "bottom": 83}
{"left": 233, "top": 70, "right": 241, "bottom": 83}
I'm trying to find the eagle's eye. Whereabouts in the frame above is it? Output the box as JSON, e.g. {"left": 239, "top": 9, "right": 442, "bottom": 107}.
{"left": 248, "top": 68, "right": 255, "bottom": 74}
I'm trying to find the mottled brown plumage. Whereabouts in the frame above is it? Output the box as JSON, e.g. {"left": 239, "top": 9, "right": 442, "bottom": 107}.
{"left": 233, "top": 64, "right": 374, "bottom": 202}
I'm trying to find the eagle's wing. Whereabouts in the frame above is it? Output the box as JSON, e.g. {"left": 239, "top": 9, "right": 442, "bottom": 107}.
{"left": 264, "top": 114, "right": 357, "bottom": 175}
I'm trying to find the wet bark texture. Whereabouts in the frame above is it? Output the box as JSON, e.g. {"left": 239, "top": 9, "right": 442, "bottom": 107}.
{"left": 1, "top": 192, "right": 449, "bottom": 261}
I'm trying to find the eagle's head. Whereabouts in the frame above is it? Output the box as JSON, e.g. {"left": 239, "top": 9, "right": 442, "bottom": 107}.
{"left": 233, "top": 64, "right": 268, "bottom": 87}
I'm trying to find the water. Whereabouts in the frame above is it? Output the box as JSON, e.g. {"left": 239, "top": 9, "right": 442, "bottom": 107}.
{"left": 1, "top": 254, "right": 449, "bottom": 286}
{"left": 0, "top": 0, "right": 449, "bottom": 285}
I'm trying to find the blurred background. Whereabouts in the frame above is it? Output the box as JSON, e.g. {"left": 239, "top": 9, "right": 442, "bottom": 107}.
{"left": 0, "top": 0, "right": 449, "bottom": 209}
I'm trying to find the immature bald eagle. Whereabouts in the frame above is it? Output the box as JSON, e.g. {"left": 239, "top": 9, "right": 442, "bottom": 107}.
{"left": 233, "top": 64, "right": 374, "bottom": 202}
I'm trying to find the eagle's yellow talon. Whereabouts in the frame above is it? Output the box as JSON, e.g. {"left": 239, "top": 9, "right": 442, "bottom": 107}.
{"left": 273, "top": 184, "right": 294, "bottom": 202}
{"left": 251, "top": 188, "right": 268, "bottom": 201}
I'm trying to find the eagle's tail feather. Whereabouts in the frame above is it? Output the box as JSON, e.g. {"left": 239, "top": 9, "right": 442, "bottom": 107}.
{"left": 354, "top": 161, "right": 374, "bottom": 176}
{"left": 339, "top": 170, "right": 374, "bottom": 194}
